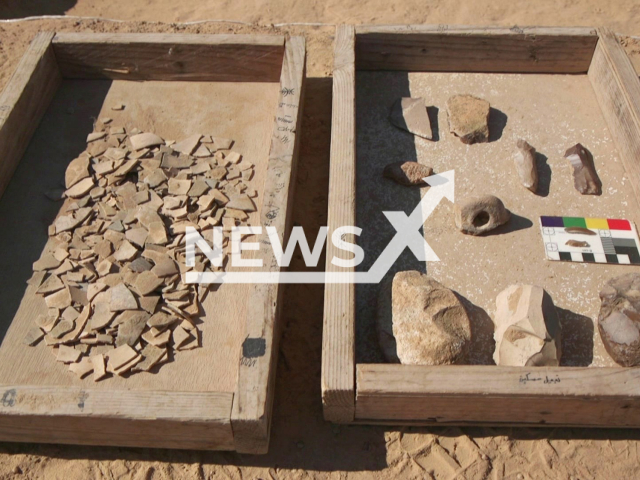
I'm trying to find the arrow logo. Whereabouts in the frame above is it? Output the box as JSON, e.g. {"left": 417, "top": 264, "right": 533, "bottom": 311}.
{"left": 185, "top": 170, "right": 455, "bottom": 284}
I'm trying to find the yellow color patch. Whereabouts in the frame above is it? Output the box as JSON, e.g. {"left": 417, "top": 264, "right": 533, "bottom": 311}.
{"left": 585, "top": 218, "right": 609, "bottom": 230}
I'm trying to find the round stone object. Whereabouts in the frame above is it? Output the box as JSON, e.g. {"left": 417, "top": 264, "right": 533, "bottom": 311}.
{"left": 454, "top": 195, "right": 511, "bottom": 235}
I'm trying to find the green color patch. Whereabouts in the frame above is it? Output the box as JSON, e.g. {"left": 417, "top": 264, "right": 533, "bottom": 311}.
{"left": 563, "top": 217, "right": 587, "bottom": 228}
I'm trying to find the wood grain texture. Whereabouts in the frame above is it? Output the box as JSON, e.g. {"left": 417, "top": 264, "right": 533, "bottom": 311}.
{"left": 231, "top": 36, "right": 306, "bottom": 454}
{"left": 0, "top": 386, "right": 234, "bottom": 449}
{"left": 356, "top": 365, "right": 640, "bottom": 426}
{"left": 354, "top": 25, "right": 598, "bottom": 73}
{"left": 53, "top": 33, "right": 285, "bottom": 82}
{"left": 321, "top": 25, "right": 357, "bottom": 423}
{"left": 0, "top": 45, "right": 282, "bottom": 450}
{"left": 0, "top": 32, "right": 61, "bottom": 201}
{"left": 589, "top": 28, "right": 640, "bottom": 205}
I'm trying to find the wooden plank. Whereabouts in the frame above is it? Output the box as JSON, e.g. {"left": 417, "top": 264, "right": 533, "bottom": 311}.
{"left": 356, "top": 365, "right": 640, "bottom": 426}
{"left": 589, "top": 28, "right": 640, "bottom": 205}
{"left": 321, "top": 25, "right": 357, "bottom": 423}
{"left": 0, "top": 386, "right": 234, "bottom": 450}
{"left": 0, "top": 32, "right": 61, "bottom": 201}
{"left": 354, "top": 25, "right": 598, "bottom": 73}
{"left": 231, "top": 36, "right": 306, "bottom": 454}
{"left": 53, "top": 33, "right": 285, "bottom": 82}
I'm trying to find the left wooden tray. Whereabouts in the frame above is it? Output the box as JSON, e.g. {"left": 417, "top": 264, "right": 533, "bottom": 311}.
{"left": 0, "top": 32, "right": 305, "bottom": 453}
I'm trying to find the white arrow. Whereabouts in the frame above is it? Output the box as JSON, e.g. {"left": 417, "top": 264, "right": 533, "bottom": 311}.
{"left": 358, "top": 170, "right": 455, "bottom": 283}
{"left": 412, "top": 170, "right": 455, "bottom": 223}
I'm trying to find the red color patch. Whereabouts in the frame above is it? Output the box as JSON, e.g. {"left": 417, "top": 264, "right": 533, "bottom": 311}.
{"left": 607, "top": 219, "right": 631, "bottom": 230}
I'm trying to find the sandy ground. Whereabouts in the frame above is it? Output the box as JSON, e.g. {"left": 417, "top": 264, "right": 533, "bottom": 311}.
{"left": 2, "top": 2, "right": 640, "bottom": 479}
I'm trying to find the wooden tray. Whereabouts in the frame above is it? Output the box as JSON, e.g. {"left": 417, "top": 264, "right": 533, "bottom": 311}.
{"left": 322, "top": 25, "right": 640, "bottom": 426}
{"left": 0, "top": 32, "right": 305, "bottom": 453}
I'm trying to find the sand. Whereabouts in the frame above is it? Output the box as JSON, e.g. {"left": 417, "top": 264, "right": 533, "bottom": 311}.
{"left": 1, "top": 3, "right": 640, "bottom": 479}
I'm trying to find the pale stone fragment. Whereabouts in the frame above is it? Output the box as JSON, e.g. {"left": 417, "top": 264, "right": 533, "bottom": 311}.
{"left": 57, "top": 344, "right": 82, "bottom": 363}
{"left": 446, "top": 94, "right": 490, "bottom": 144}
{"left": 130, "top": 132, "right": 164, "bottom": 151}
{"left": 91, "top": 354, "right": 108, "bottom": 381}
{"left": 45, "top": 287, "right": 72, "bottom": 309}
{"left": 212, "top": 137, "right": 233, "bottom": 150}
{"left": 146, "top": 222, "right": 168, "bottom": 245}
{"left": 112, "top": 159, "right": 139, "bottom": 177}
{"left": 142, "top": 329, "right": 171, "bottom": 346}
{"left": 37, "top": 275, "right": 65, "bottom": 294}
{"left": 226, "top": 194, "right": 256, "bottom": 212}
{"left": 192, "top": 145, "right": 211, "bottom": 158}
{"left": 114, "top": 240, "right": 138, "bottom": 262}
{"left": 107, "top": 344, "right": 138, "bottom": 370}
{"left": 90, "top": 302, "right": 116, "bottom": 330}
{"left": 564, "top": 143, "right": 602, "bottom": 195}
{"left": 109, "top": 283, "right": 138, "bottom": 311}
{"left": 389, "top": 97, "right": 433, "bottom": 140}
{"left": 24, "top": 327, "right": 45, "bottom": 346}
{"left": 133, "top": 344, "right": 167, "bottom": 372}
{"left": 125, "top": 227, "right": 148, "bottom": 248}
{"left": 65, "top": 177, "right": 95, "bottom": 198}
{"left": 188, "top": 180, "right": 209, "bottom": 197}
{"left": 144, "top": 168, "right": 168, "bottom": 188}
{"left": 208, "top": 166, "right": 228, "bottom": 181}
{"left": 134, "top": 271, "right": 163, "bottom": 296}
{"left": 147, "top": 312, "right": 177, "bottom": 330}
{"left": 87, "top": 282, "right": 108, "bottom": 302}
{"left": 87, "top": 132, "right": 107, "bottom": 143}
{"left": 226, "top": 151, "right": 242, "bottom": 164}
{"left": 598, "top": 273, "right": 640, "bottom": 366}
{"left": 139, "top": 295, "right": 160, "bottom": 314}
{"left": 115, "top": 310, "right": 149, "bottom": 347}
{"left": 65, "top": 155, "right": 91, "bottom": 188}
{"left": 172, "top": 326, "right": 193, "bottom": 350}
{"left": 514, "top": 139, "right": 539, "bottom": 193}
{"left": 211, "top": 189, "right": 229, "bottom": 206}
{"left": 377, "top": 271, "right": 472, "bottom": 365}
{"left": 69, "top": 356, "right": 94, "bottom": 378}
{"left": 172, "top": 134, "right": 202, "bottom": 155}
{"left": 454, "top": 195, "right": 510, "bottom": 235}
{"left": 104, "top": 147, "right": 127, "bottom": 162}
{"left": 494, "top": 284, "right": 561, "bottom": 366}
{"left": 168, "top": 178, "right": 192, "bottom": 195}
{"left": 383, "top": 161, "right": 433, "bottom": 187}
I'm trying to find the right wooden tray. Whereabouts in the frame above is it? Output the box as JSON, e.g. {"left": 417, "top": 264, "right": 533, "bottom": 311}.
{"left": 322, "top": 25, "right": 640, "bottom": 426}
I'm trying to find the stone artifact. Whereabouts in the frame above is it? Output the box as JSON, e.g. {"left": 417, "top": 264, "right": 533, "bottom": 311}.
{"left": 454, "top": 195, "right": 510, "bottom": 235}
{"left": 598, "top": 273, "right": 640, "bottom": 366}
{"left": 514, "top": 139, "right": 538, "bottom": 193}
{"left": 389, "top": 97, "right": 433, "bottom": 140}
{"left": 377, "top": 271, "right": 472, "bottom": 365}
{"left": 26, "top": 122, "right": 258, "bottom": 380}
{"left": 565, "top": 226, "right": 597, "bottom": 236}
{"left": 566, "top": 240, "right": 590, "bottom": 248}
{"left": 564, "top": 143, "right": 602, "bottom": 195}
{"left": 493, "top": 284, "right": 562, "bottom": 366}
{"left": 383, "top": 161, "right": 433, "bottom": 186}
{"left": 445, "top": 94, "right": 490, "bottom": 144}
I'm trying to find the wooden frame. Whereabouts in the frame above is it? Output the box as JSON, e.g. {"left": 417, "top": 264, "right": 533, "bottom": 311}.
{"left": 0, "top": 32, "right": 305, "bottom": 453}
{"left": 322, "top": 24, "right": 640, "bottom": 426}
